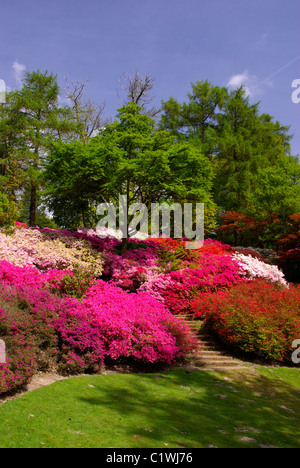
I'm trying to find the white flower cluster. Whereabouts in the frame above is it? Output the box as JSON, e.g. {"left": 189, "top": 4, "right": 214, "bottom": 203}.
{"left": 233, "top": 253, "right": 288, "bottom": 288}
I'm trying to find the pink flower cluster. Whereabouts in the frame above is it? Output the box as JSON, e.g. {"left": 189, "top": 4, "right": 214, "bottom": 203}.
{"left": 0, "top": 307, "right": 37, "bottom": 394}
{"left": 56, "top": 280, "right": 199, "bottom": 369}
{"left": 0, "top": 223, "right": 292, "bottom": 395}
{"left": 0, "top": 260, "right": 71, "bottom": 290}
{"left": 139, "top": 252, "right": 246, "bottom": 314}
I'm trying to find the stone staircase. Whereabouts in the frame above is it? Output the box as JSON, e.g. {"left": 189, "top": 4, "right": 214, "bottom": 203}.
{"left": 178, "top": 314, "right": 252, "bottom": 372}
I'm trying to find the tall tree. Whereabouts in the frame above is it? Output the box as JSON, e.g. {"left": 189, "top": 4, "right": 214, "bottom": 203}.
{"left": 119, "top": 72, "right": 161, "bottom": 118}
{"left": 214, "top": 87, "right": 293, "bottom": 212}
{"left": 7, "top": 70, "right": 74, "bottom": 226}
{"left": 160, "top": 80, "right": 228, "bottom": 155}
{"left": 160, "top": 82, "right": 297, "bottom": 219}
{"left": 64, "top": 77, "right": 110, "bottom": 143}
{"left": 46, "top": 103, "right": 214, "bottom": 252}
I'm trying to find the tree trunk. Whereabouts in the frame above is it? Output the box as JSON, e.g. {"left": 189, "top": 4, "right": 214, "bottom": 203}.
{"left": 29, "top": 182, "right": 37, "bottom": 227}
{"left": 120, "top": 237, "right": 129, "bottom": 255}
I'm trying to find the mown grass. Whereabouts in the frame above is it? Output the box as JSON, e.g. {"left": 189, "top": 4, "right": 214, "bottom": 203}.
{"left": 0, "top": 366, "right": 299, "bottom": 448}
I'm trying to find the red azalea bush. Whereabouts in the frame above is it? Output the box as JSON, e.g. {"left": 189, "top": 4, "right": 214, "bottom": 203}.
{"left": 195, "top": 239, "right": 233, "bottom": 256}
{"left": 191, "top": 280, "right": 300, "bottom": 363}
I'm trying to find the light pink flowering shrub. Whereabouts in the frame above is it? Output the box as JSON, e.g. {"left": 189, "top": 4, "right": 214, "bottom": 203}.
{"left": 0, "top": 226, "right": 104, "bottom": 276}
{"left": 232, "top": 253, "right": 288, "bottom": 288}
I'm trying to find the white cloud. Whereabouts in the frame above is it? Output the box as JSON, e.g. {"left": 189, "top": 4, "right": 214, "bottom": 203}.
{"left": 227, "top": 70, "right": 259, "bottom": 97}
{"left": 12, "top": 60, "right": 26, "bottom": 87}
{"left": 227, "top": 69, "right": 276, "bottom": 98}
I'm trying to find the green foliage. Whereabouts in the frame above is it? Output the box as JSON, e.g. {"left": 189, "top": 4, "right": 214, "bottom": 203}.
{"left": 46, "top": 103, "right": 214, "bottom": 251}
{"left": 0, "top": 193, "right": 18, "bottom": 227}
{"left": 160, "top": 82, "right": 298, "bottom": 244}
{"left": 1, "top": 71, "right": 75, "bottom": 227}
{"left": 51, "top": 270, "right": 97, "bottom": 299}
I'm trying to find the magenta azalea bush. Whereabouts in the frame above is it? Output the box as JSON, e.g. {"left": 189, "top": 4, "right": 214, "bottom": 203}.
{"left": 0, "top": 237, "right": 200, "bottom": 394}
{"left": 55, "top": 280, "right": 199, "bottom": 373}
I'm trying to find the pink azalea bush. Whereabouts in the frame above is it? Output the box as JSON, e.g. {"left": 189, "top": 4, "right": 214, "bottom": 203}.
{"left": 0, "top": 257, "right": 199, "bottom": 394}
{"left": 0, "top": 225, "right": 294, "bottom": 395}
{"left": 0, "top": 307, "right": 37, "bottom": 394}
{"left": 55, "top": 281, "right": 199, "bottom": 373}
{"left": 140, "top": 252, "right": 246, "bottom": 314}
{"left": 0, "top": 260, "right": 71, "bottom": 290}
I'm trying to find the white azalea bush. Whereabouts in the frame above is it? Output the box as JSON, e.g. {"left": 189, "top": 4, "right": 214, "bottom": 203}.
{"left": 233, "top": 253, "right": 288, "bottom": 288}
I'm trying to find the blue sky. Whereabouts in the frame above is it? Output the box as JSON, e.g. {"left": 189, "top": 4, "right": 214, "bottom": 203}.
{"left": 1, "top": 0, "right": 299, "bottom": 156}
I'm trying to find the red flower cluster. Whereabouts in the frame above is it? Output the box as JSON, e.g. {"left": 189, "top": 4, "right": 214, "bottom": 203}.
{"left": 191, "top": 280, "right": 300, "bottom": 363}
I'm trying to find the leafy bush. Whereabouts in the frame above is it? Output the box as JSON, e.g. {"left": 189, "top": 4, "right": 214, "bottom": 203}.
{"left": 0, "top": 304, "right": 37, "bottom": 394}
{"left": 191, "top": 280, "right": 300, "bottom": 363}
{"left": 0, "top": 226, "right": 104, "bottom": 276}
{"left": 0, "top": 259, "right": 199, "bottom": 391}
{"left": 55, "top": 281, "right": 199, "bottom": 373}
{"left": 232, "top": 253, "right": 288, "bottom": 288}
{"left": 140, "top": 252, "right": 245, "bottom": 314}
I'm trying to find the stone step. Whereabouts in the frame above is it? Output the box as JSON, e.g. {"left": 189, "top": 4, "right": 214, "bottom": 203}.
{"left": 185, "top": 365, "right": 250, "bottom": 372}
{"left": 190, "top": 357, "right": 240, "bottom": 367}
{"left": 179, "top": 315, "right": 252, "bottom": 371}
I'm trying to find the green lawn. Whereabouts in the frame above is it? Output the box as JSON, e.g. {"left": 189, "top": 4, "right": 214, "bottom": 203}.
{"left": 0, "top": 366, "right": 299, "bottom": 448}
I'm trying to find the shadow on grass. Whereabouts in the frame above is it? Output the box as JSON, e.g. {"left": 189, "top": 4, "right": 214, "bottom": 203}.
{"left": 77, "top": 368, "right": 300, "bottom": 448}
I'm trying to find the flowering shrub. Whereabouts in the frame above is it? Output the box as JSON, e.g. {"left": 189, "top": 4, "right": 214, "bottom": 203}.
{"left": 108, "top": 246, "right": 162, "bottom": 291}
{"left": 0, "top": 259, "right": 71, "bottom": 290}
{"left": 0, "top": 223, "right": 296, "bottom": 394}
{"left": 0, "top": 305, "right": 37, "bottom": 394}
{"left": 0, "top": 257, "right": 199, "bottom": 392}
{"left": 140, "top": 253, "right": 245, "bottom": 314}
{"left": 233, "top": 253, "right": 288, "bottom": 288}
{"left": 191, "top": 280, "right": 300, "bottom": 363}
{"left": 0, "top": 226, "right": 104, "bottom": 276}
{"left": 233, "top": 247, "right": 266, "bottom": 262}
{"left": 55, "top": 281, "right": 199, "bottom": 372}
{"left": 196, "top": 239, "right": 233, "bottom": 256}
